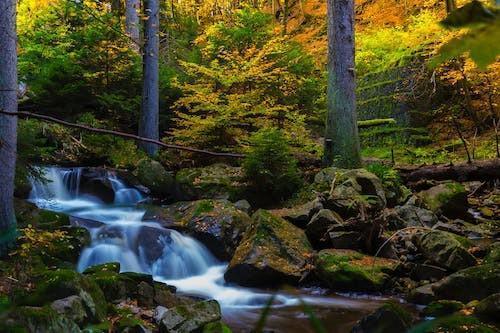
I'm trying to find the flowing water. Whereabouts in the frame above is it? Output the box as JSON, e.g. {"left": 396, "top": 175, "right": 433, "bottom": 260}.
{"left": 29, "top": 166, "right": 392, "bottom": 332}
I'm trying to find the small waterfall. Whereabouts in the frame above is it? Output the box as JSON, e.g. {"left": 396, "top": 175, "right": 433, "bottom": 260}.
{"left": 108, "top": 174, "right": 144, "bottom": 205}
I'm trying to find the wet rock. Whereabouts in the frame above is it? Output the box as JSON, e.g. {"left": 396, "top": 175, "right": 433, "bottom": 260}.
{"left": 137, "top": 281, "right": 155, "bottom": 308}
{"left": 234, "top": 199, "right": 251, "bottom": 214}
{"left": 277, "top": 198, "right": 323, "bottom": 228}
{"left": 408, "top": 284, "right": 436, "bottom": 305}
{"left": 80, "top": 177, "right": 116, "bottom": 203}
{"left": 328, "top": 231, "right": 362, "bottom": 250}
{"left": 135, "top": 158, "right": 175, "bottom": 198}
{"left": 143, "top": 200, "right": 251, "bottom": 261}
{"left": 157, "top": 300, "right": 221, "bottom": 333}
{"left": 432, "top": 263, "right": 500, "bottom": 302}
{"left": 224, "top": 210, "right": 313, "bottom": 287}
{"left": 422, "top": 300, "right": 465, "bottom": 317}
{"left": 315, "top": 249, "right": 398, "bottom": 292}
{"left": 175, "top": 163, "right": 243, "bottom": 201}
{"left": 351, "top": 302, "right": 413, "bottom": 333}
{"left": 50, "top": 295, "right": 87, "bottom": 326}
{"left": 384, "top": 204, "right": 438, "bottom": 230}
{"left": 45, "top": 227, "right": 91, "bottom": 265}
{"left": 432, "top": 222, "right": 465, "bottom": 235}
{"left": 202, "top": 321, "right": 233, "bottom": 333}
{"left": 153, "top": 282, "right": 187, "bottom": 309}
{"left": 306, "top": 209, "right": 343, "bottom": 248}
{"left": 15, "top": 199, "right": 70, "bottom": 230}
{"left": 135, "top": 226, "right": 174, "bottom": 265}
{"left": 475, "top": 293, "right": 500, "bottom": 323}
{"left": 418, "top": 230, "right": 477, "bottom": 271}
{"left": 83, "top": 262, "right": 121, "bottom": 275}
{"left": 418, "top": 182, "right": 468, "bottom": 218}
{"left": 413, "top": 315, "right": 497, "bottom": 332}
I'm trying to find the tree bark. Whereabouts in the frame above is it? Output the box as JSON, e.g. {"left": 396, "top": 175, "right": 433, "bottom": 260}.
{"left": 0, "top": 0, "right": 18, "bottom": 253}
{"left": 324, "top": 0, "right": 361, "bottom": 168}
{"left": 140, "top": 0, "right": 160, "bottom": 156}
{"left": 125, "top": 0, "right": 141, "bottom": 52}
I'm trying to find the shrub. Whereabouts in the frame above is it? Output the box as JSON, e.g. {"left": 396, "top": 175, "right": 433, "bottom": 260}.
{"left": 243, "top": 128, "right": 301, "bottom": 202}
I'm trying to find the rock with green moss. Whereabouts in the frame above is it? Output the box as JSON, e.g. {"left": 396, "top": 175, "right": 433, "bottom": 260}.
{"left": 202, "top": 322, "right": 232, "bottom": 333}
{"left": 15, "top": 199, "right": 70, "bottom": 230}
{"left": 422, "top": 300, "right": 464, "bottom": 317}
{"left": 418, "top": 182, "right": 468, "bottom": 218}
{"left": 157, "top": 300, "right": 221, "bottom": 333}
{"left": 143, "top": 200, "right": 251, "bottom": 260}
{"left": 7, "top": 306, "right": 82, "bottom": 333}
{"left": 315, "top": 249, "right": 398, "bottom": 292}
{"left": 135, "top": 158, "right": 175, "bottom": 198}
{"left": 474, "top": 293, "right": 500, "bottom": 323}
{"left": 384, "top": 204, "right": 438, "bottom": 230}
{"left": 409, "top": 315, "right": 498, "bottom": 333}
{"left": 418, "top": 230, "right": 477, "bottom": 271}
{"left": 175, "top": 164, "right": 244, "bottom": 201}
{"left": 432, "top": 264, "right": 500, "bottom": 302}
{"left": 351, "top": 301, "right": 413, "bottom": 333}
{"left": 50, "top": 295, "right": 88, "bottom": 326}
{"left": 83, "top": 263, "right": 121, "bottom": 275}
{"left": 224, "top": 210, "right": 313, "bottom": 287}
{"left": 277, "top": 198, "right": 324, "bottom": 228}
{"left": 17, "top": 269, "right": 107, "bottom": 323}
{"left": 484, "top": 242, "right": 500, "bottom": 263}
{"left": 408, "top": 284, "right": 437, "bottom": 305}
{"left": 45, "top": 227, "right": 91, "bottom": 265}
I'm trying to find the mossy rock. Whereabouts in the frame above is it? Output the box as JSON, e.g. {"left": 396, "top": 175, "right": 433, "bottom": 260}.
{"left": 14, "top": 199, "right": 70, "bottom": 230}
{"left": 135, "top": 158, "right": 175, "bottom": 198}
{"left": 144, "top": 199, "right": 251, "bottom": 261}
{"left": 422, "top": 300, "right": 465, "bottom": 317}
{"left": 44, "top": 227, "right": 91, "bottom": 265}
{"left": 418, "top": 230, "right": 477, "bottom": 271}
{"left": 224, "top": 209, "right": 313, "bottom": 287}
{"left": 352, "top": 301, "right": 413, "bottom": 333}
{"left": 203, "top": 321, "right": 232, "bottom": 333}
{"left": 418, "top": 182, "right": 468, "bottom": 218}
{"left": 432, "top": 264, "right": 500, "bottom": 303}
{"left": 484, "top": 242, "right": 500, "bottom": 264}
{"left": 315, "top": 249, "right": 398, "bottom": 292}
{"left": 408, "top": 315, "right": 498, "bottom": 333}
{"left": 83, "top": 263, "right": 120, "bottom": 275}
{"left": 474, "top": 293, "right": 500, "bottom": 323}
{"left": 6, "top": 306, "right": 82, "bottom": 333}
{"left": 158, "top": 300, "right": 222, "bottom": 333}
{"left": 16, "top": 269, "right": 107, "bottom": 323}
{"left": 175, "top": 164, "right": 244, "bottom": 201}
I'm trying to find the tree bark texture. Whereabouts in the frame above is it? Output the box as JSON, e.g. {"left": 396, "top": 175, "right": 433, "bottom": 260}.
{"left": 0, "top": 0, "right": 18, "bottom": 252}
{"left": 125, "top": 0, "right": 141, "bottom": 52}
{"left": 324, "top": 0, "right": 361, "bottom": 168}
{"left": 140, "top": 0, "right": 160, "bottom": 156}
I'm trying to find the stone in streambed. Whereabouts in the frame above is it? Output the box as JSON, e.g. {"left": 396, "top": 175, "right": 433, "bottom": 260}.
{"left": 418, "top": 182, "right": 468, "bottom": 218}
{"left": 351, "top": 302, "right": 413, "bottom": 333}
{"left": 224, "top": 210, "right": 313, "bottom": 287}
{"left": 422, "top": 300, "right": 465, "bottom": 317}
{"left": 277, "top": 198, "right": 324, "bottom": 228}
{"left": 157, "top": 300, "right": 221, "bottom": 333}
{"left": 475, "top": 293, "right": 500, "bottom": 323}
{"left": 305, "top": 209, "right": 343, "bottom": 248}
{"left": 315, "top": 249, "right": 398, "bottom": 292}
{"left": 135, "top": 158, "right": 175, "bottom": 198}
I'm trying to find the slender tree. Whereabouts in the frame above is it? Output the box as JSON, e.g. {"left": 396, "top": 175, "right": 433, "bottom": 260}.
{"left": 139, "top": 0, "right": 160, "bottom": 156}
{"left": 125, "top": 0, "right": 141, "bottom": 52}
{"left": 324, "top": 0, "right": 361, "bottom": 168}
{"left": 0, "top": 0, "right": 18, "bottom": 254}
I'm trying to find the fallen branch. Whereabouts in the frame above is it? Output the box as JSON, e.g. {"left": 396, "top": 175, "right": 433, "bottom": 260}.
{"left": 0, "top": 110, "right": 245, "bottom": 158}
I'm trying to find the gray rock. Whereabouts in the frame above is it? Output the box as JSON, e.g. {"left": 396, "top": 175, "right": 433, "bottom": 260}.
{"left": 418, "top": 182, "right": 468, "bottom": 218}
{"left": 234, "top": 199, "right": 251, "bottom": 214}
{"left": 51, "top": 296, "right": 87, "bottom": 326}
{"left": 279, "top": 199, "right": 323, "bottom": 228}
{"left": 329, "top": 231, "right": 362, "bottom": 250}
{"left": 408, "top": 284, "right": 436, "bottom": 305}
{"left": 475, "top": 293, "right": 500, "bottom": 322}
{"left": 137, "top": 281, "right": 155, "bottom": 308}
{"left": 158, "top": 300, "right": 221, "bottom": 333}
{"left": 351, "top": 302, "right": 413, "bottom": 333}
{"left": 410, "top": 264, "right": 448, "bottom": 282}
{"left": 305, "top": 209, "right": 343, "bottom": 248}
{"left": 385, "top": 204, "right": 438, "bottom": 230}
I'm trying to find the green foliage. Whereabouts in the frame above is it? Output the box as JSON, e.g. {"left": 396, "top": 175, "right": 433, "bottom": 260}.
{"left": 243, "top": 129, "right": 301, "bottom": 201}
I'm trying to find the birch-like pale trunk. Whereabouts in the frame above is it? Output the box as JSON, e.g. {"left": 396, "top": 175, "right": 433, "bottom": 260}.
{"left": 125, "top": 0, "right": 141, "bottom": 52}
{"left": 324, "top": 0, "right": 361, "bottom": 168}
{"left": 139, "top": 0, "right": 160, "bottom": 156}
{"left": 0, "top": 0, "right": 18, "bottom": 252}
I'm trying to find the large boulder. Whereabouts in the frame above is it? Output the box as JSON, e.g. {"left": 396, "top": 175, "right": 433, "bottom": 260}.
{"left": 224, "top": 210, "right": 313, "bottom": 287}
{"left": 432, "top": 264, "right": 500, "bottom": 302}
{"left": 4, "top": 306, "right": 82, "bottom": 333}
{"left": 475, "top": 293, "right": 500, "bottom": 323}
{"left": 315, "top": 249, "right": 398, "bottom": 292}
{"left": 418, "top": 230, "right": 477, "bottom": 271}
{"left": 135, "top": 158, "right": 175, "bottom": 198}
{"left": 409, "top": 315, "right": 498, "bottom": 333}
{"left": 321, "top": 168, "right": 387, "bottom": 216}
{"left": 143, "top": 200, "right": 252, "bottom": 260}
{"left": 50, "top": 296, "right": 88, "bottom": 326}
{"left": 157, "top": 300, "right": 221, "bottom": 333}
{"left": 276, "top": 198, "right": 324, "bottom": 228}
{"left": 484, "top": 242, "right": 500, "bottom": 264}
{"left": 383, "top": 204, "right": 438, "bottom": 230}
{"left": 418, "top": 182, "right": 468, "bottom": 218}
{"left": 16, "top": 269, "right": 107, "bottom": 323}
{"left": 175, "top": 164, "right": 244, "bottom": 201}
{"left": 422, "top": 300, "right": 465, "bottom": 317}
{"left": 351, "top": 302, "right": 413, "bottom": 333}
{"left": 15, "top": 199, "right": 70, "bottom": 230}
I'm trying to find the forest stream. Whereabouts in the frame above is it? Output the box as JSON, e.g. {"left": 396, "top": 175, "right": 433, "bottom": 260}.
{"left": 28, "top": 166, "right": 398, "bottom": 333}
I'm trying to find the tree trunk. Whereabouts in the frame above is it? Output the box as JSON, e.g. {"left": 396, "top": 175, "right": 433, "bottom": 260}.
{"left": 125, "top": 0, "right": 141, "bottom": 52}
{"left": 324, "top": 0, "right": 361, "bottom": 168}
{"left": 139, "top": 0, "right": 160, "bottom": 156}
{"left": 0, "top": 0, "right": 18, "bottom": 253}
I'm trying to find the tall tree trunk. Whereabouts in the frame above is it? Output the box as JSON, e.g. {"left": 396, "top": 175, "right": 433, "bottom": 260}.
{"left": 324, "top": 0, "right": 361, "bottom": 168}
{"left": 445, "top": 0, "right": 456, "bottom": 13}
{"left": 139, "top": 0, "right": 160, "bottom": 156}
{"left": 0, "top": 0, "right": 18, "bottom": 253}
{"left": 125, "top": 0, "right": 141, "bottom": 52}
{"left": 282, "top": 0, "right": 289, "bottom": 36}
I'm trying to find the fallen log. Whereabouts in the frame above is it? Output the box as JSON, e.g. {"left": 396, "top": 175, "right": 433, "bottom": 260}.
{"left": 0, "top": 110, "right": 245, "bottom": 158}
{"left": 398, "top": 159, "right": 500, "bottom": 183}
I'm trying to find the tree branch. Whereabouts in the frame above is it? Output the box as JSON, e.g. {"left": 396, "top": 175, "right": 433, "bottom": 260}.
{"left": 0, "top": 110, "right": 245, "bottom": 158}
